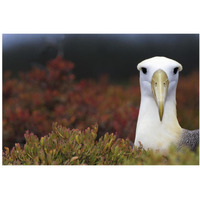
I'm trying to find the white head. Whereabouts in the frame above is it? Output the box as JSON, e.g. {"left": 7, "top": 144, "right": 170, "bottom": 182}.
{"left": 135, "top": 56, "right": 183, "bottom": 151}
{"left": 137, "top": 56, "right": 182, "bottom": 121}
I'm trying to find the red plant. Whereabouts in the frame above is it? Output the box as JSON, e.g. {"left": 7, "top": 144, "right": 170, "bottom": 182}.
{"left": 3, "top": 56, "right": 199, "bottom": 148}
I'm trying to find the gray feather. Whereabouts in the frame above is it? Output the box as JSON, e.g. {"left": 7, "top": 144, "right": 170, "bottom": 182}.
{"left": 177, "top": 129, "right": 199, "bottom": 151}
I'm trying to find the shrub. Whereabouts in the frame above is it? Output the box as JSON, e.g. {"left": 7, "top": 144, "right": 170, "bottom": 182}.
{"left": 3, "top": 56, "right": 139, "bottom": 148}
{"left": 3, "top": 123, "right": 199, "bottom": 165}
{"left": 3, "top": 56, "right": 199, "bottom": 155}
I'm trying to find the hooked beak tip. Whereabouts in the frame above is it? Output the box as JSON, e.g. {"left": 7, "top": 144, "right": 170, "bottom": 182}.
{"left": 159, "top": 107, "right": 163, "bottom": 121}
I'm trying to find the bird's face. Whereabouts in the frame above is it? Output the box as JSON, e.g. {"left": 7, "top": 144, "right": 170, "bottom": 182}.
{"left": 137, "top": 56, "right": 182, "bottom": 121}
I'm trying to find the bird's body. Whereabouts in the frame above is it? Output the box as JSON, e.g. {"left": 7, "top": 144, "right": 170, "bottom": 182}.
{"left": 134, "top": 56, "right": 199, "bottom": 152}
{"left": 135, "top": 92, "right": 182, "bottom": 151}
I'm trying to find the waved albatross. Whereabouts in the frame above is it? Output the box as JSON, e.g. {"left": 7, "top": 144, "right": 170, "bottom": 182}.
{"left": 134, "top": 56, "right": 199, "bottom": 152}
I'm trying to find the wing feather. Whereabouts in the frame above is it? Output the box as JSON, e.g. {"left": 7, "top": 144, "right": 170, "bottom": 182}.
{"left": 177, "top": 129, "right": 199, "bottom": 151}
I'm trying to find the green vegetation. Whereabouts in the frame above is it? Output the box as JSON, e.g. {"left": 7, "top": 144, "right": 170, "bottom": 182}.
{"left": 3, "top": 123, "right": 199, "bottom": 165}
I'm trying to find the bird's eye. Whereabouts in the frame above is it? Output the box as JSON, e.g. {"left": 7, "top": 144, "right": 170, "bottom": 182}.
{"left": 141, "top": 67, "right": 147, "bottom": 74}
{"left": 173, "top": 67, "right": 179, "bottom": 74}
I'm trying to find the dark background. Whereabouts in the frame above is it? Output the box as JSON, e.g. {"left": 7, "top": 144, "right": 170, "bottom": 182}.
{"left": 3, "top": 34, "right": 199, "bottom": 81}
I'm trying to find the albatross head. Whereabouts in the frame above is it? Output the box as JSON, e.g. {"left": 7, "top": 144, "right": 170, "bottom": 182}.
{"left": 135, "top": 56, "right": 183, "bottom": 151}
{"left": 137, "top": 56, "right": 182, "bottom": 121}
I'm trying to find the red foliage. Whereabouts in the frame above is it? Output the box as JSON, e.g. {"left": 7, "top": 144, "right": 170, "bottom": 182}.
{"left": 3, "top": 56, "right": 199, "bottom": 148}
{"left": 176, "top": 71, "right": 199, "bottom": 129}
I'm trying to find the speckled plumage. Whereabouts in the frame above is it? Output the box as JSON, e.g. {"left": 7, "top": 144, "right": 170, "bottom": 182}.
{"left": 177, "top": 129, "right": 199, "bottom": 151}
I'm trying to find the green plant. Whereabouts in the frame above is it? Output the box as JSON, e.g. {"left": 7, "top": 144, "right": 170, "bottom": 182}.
{"left": 3, "top": 123, "right": 199, "bottom": 165}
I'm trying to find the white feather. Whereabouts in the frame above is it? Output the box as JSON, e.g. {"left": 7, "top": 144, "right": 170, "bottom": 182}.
{"left": 135, "top": 56, "right": 183, "bottom": 151}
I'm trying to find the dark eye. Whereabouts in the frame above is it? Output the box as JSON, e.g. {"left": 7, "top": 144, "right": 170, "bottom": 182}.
{"left": 173, "top": 67, "right": 179, "bottom": 74}
{"left": 141, "top": 67, "right": 147, "bottom": 74}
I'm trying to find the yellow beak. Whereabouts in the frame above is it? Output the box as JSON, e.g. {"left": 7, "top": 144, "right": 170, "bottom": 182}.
{"left": 151, "top": 69, "right": 169, "bottom": 121}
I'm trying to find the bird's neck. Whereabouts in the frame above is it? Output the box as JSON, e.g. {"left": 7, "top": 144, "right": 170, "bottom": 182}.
{"left": 135, "top": 92, "right": 182, "bottom": 151}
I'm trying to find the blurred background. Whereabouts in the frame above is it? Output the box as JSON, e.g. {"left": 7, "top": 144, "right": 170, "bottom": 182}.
{"left": 3, "top": 34, "right": 199, "bottom": 81}
{"left": 2, "top": 34, "right": 199, "bottom": 149}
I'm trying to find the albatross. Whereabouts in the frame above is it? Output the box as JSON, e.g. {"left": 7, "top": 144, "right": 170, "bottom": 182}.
{"left": 134, "top": 56, "right": 199, "bottom": 152}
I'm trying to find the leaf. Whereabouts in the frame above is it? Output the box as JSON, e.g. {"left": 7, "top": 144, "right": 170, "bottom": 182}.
{"left": 4, "top": 147, "right": 9, "bottom": 155}
{"left": 70, "top": 156, "right": 79, "bottom": 163}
